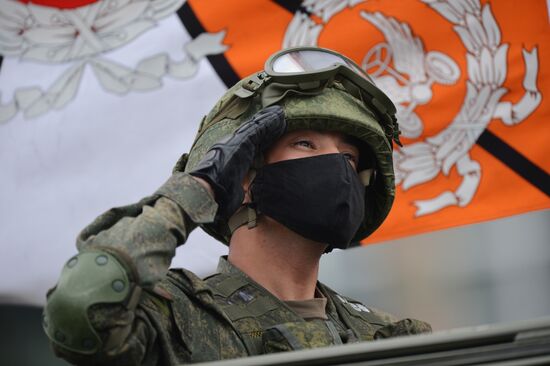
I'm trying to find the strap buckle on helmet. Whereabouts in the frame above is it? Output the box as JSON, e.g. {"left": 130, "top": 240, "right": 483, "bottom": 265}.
{"left": 228, "top": 204, "right": 258, "bottom": 233}
{"left": 234, "top": 73, "right": 267, "bottom": 98}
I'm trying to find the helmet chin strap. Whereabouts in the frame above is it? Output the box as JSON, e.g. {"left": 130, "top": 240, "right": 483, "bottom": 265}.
{"left": 359, "top": 168, "right": 374, "bottom": 186}
{"left": 228, "top": 166, "right": 260, "bottom": 234}
{"left": 228, "top": 204, "right": 258, "bottom": 233}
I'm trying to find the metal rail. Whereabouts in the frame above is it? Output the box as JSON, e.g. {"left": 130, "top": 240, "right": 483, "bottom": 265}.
{"left": 194, "top": 317, "right": 550, "bottom": 366}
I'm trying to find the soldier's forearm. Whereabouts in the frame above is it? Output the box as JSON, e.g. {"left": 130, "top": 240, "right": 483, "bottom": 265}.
{"left": 75, "top": 172, "right": 217, "bottom": 288}
{"left": 76, "top": 196, "right": 194, "bottom": 288}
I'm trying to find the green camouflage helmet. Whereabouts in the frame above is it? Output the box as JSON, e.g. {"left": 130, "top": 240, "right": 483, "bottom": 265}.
{"left": 179, "top": 47, "right": 399, "bottom": 246}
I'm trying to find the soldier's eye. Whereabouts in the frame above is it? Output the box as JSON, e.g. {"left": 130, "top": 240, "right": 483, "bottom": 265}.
{"left": 293, "top": 140, "right": 315, "bottom": 149}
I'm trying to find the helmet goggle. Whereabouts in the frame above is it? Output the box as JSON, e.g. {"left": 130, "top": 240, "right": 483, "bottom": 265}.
{"left": 262, "top": 47, "right": 400, "bottom": 146}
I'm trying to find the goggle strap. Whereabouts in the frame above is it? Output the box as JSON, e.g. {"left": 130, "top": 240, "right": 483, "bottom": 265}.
{"left": 235, "top": 69, "right": 402, "bottom": 148}
{"left": 338, "top": 77, "right": 363, "bottom": 102}
{"left": 234, "top": 73, "right": 266, "bottom": 98}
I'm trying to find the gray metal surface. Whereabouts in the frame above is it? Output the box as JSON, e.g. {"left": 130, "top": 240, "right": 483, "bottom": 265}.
{"left": 194, "top": 317, "right": 550, "bottom": 366}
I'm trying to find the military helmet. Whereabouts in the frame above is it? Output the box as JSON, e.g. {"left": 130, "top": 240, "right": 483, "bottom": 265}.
{"left": 179, "top": 46, "right": 400, "bottom": 246}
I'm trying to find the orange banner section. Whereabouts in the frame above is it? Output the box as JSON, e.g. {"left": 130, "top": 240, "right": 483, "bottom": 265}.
{"left": 189, "top": 0, "right": 550, "bottom": 242}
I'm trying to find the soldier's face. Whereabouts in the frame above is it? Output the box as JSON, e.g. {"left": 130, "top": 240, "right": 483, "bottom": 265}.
{"left": 241, "top": 130, "right": 361, "bottom": 205}
{"left": 264, "top": 130, "right": 360, "bottom": 171}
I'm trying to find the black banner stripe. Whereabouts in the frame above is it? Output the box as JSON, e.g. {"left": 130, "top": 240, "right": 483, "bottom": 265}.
{"left": 477, "top": 130, "right": 550, "bottom": 197}
{"left": 176, "top": 3, "right": 240, "bottom": 88}
{"left": 272, "top": 0, "right": 311, "bottom": 16}
{"left": 0, "top": 55, "right": 3, "bottom": 71}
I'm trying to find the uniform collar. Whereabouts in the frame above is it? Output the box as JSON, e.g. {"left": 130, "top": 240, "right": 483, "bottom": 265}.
{"left": 216, "top": 255, "right": 250, "bottom": 277}
{"left": 216, "top": 255, "right": 332, "bottom": 306}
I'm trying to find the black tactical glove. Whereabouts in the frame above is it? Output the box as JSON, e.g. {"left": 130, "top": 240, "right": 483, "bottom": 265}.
{"left": 189, "top": 105, "right": 287, "bottom": 220}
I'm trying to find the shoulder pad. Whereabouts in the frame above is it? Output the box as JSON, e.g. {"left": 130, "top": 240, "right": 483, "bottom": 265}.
{"left": 43, "top": 251, "right": 135, "bottom": 354}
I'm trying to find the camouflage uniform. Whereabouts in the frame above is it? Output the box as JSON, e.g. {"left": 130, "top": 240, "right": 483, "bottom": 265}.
{"left": 47, "top": 180, "right": 430, "bottom": 366}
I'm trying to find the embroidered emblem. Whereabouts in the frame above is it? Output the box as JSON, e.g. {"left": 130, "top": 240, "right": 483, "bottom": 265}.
{"left": 337, "top": 295, "right": 370, "bottom": 313}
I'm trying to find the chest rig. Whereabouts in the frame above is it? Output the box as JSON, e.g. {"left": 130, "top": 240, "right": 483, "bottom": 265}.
{"left": 202, "top": 270, "right": 391, "bottom": 355}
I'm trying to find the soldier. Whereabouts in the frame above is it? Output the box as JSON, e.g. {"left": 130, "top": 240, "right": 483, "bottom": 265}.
{"left": 43, "top": 47, "right": 431, "bottom": 365}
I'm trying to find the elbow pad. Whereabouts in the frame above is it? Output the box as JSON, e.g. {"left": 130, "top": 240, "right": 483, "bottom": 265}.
{"left": 43, "top": 251, "right": 141, "bottom": 354}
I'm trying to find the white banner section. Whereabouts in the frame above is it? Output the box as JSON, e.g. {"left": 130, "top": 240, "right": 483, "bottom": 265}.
{"left": 0, "top": 14, "right": 228, "bottom": 305}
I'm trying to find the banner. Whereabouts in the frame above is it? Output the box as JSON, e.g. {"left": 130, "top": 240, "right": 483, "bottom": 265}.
{"left": 182, "top": 0, "right": 550, "bottom": 242}
{"left": 1, "top": 0, "right": 549, "bottom": 304}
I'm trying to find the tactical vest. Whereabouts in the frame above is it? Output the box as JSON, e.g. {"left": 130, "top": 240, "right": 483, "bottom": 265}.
{"left": 198, "top": 271, "right": 393, "bottom": 355}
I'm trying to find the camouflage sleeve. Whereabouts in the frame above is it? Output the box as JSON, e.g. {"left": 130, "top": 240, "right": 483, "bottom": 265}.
{"left": 370, "top": 306, "right": 432, "bottom": 339}
{"left": 374, "top": 318, "right": 432, "bottom": 338}
{"left": 365, "top": 307, "right": 432, "bottom": 339}
{"left": 46, "top": 174, "right": 219, "bottom": 365}
{"left": 76, "top": 173, "right": 216, "bottom": 288}
{"left": 76, "top": 196, "right": 191, "bottom": 288}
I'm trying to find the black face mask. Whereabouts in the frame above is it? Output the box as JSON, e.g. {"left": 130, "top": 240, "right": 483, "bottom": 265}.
{"left": 250, "top": 154, "right": 365, "bottom": 249}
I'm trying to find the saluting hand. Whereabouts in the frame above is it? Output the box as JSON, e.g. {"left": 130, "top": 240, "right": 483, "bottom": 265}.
{"left": 189, "top": 105, "right": 287, "bottom": 220}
